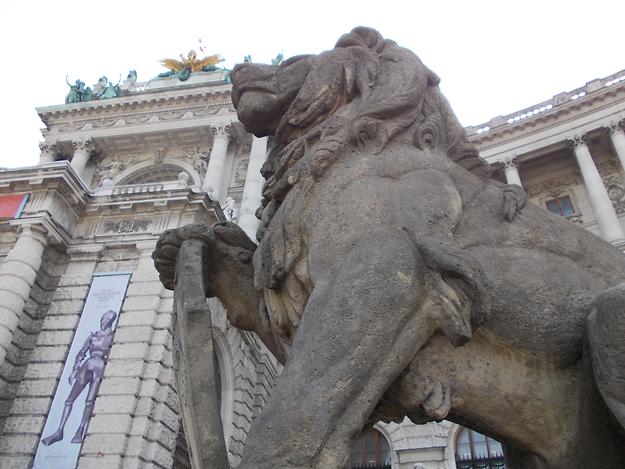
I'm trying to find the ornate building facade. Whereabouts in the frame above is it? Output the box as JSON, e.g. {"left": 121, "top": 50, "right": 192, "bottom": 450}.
{"left": 0, "top": 62, "right": 623, "bottom": 468}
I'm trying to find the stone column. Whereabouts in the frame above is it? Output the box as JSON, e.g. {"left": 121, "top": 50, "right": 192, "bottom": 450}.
{"left": 502, "top": 155, "right": 523, "bottom": 187}
{"left": 71, "top": 138, "right": 95, "bottom": 180}
{"left": 238, "top": 136, "right": 268, "bottom": 239}
{"left": 608, "top": 124, "right": 625, "bottom": 172}
{"left": 0, "top": 224, "right": 47, "bottom": 367}
{"left": 570, "top": 137, "right": 625, "bottom": 243}
{"left": 38, "top": 141, "right": 59, "bottom": 165}
{"left": 202, "top": 125, "right": 231, "bottom": 200}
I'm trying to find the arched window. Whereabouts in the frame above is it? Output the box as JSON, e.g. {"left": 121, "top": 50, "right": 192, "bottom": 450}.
{"left": 120, "top": 164, "right": 182, "bottom": 184}
{"left": 350, "top": 428, "right": 392, "bottom": 469}
{"left": 455, "top": 427, "right": 505, "bottom": 469}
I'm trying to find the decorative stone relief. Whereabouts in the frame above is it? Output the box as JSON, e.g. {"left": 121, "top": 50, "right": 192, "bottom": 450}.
{"left": 100, "top": 219, "right": 151, "bottom": 234}
{"left": 526, "top": 173, "right": 581, "bottom": 198}
{"left": 183, "top": 147, "right": 209, "bottom": 177}
{"left": 94, "top": 155, "right": 141, "bottom": 186}
{"left": 72, "top": 138, "right": 96, "bottom": 156}
{"left": 603, "top": 173, "right": 625, "bottom": 214}
{"left": 233, "top": 158, "right": 249, "bottom": 186}
{"left": 222, "top": 197, "right": 238, "bottom": 221}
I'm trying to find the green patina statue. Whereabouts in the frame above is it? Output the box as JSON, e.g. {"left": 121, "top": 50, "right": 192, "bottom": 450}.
{"left": 65, "top": 78, "right": 93, "bottom": 104}
{"left": 94, "top": 76, "right": 122, "bottom": 99}
{"left": 65, "top": 75, "right": 122, "bottom": 103}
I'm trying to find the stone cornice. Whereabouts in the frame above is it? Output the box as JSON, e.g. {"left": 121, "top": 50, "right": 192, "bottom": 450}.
{"left": 468, "top": 69, "right": 625, "bottom": 147}
{"left": 474, "top": 92, "right": 625, "bottom": 163}
{"left": 0, "top": 163, "right": 223, "bottom": 240}
{"left": 470, "top": 86, "right": 625, "bottom": 153}
{"left": 37, "top": 82, "right": 233, "bottom": 128}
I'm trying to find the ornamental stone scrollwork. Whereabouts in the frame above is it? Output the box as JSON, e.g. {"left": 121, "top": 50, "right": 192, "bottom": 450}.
{"left": 607, "top": 121, "right": 625, "bottom": 135}
{"left": 568, "top": 135, "right": 587, "bottom": 149}
{"left": 183, "top": 147, "right": 209, "bottom": 177}
{"left": 222, "top": 197, "right": 238, "bottom": 221}
{"left": 94, "top": 155, "right": 140, "bottom": 187}
{"left": 603, "top": 173, "right": 625, "bottom": 214}
{"left": 233, "top": 158, "right": 249, "bottom": 186}
{"left": 213, "top": 123, "right": 232, "bottom": 140}
{"left": 153, "top": 147, "right": 168, "bottom": 164}
{"left": 526, "top": 173, "right": 582, "bottom": 198}
{"left": 96, "top": 159, "right": 125, "bottom": 183}
{"left": 72, "top": 138, "right": 96, "bottom": 156}
{"left": 100, "top": 219, "right": 151, "bottom": 234}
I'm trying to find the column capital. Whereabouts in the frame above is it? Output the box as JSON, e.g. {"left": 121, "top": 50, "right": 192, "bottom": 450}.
{"left": 17, "top": 223, "right": 48, "bottom": 246}
{"left": 607, "top": 121, "right": 625, "bottom": 136}
{"left": 212, "top": 124, "right": 232, "bottom": 140}
{"left": 501, "top": 153, "right": 520, "bottom": 169}
{"left": 38, "top": 141, "right": 60, "bottom": 163}
{"left": 72, "top": 138, "right": 96, "bottom": 155}
{"left": 568, "top": 135, "right": 588, "bottom": 148}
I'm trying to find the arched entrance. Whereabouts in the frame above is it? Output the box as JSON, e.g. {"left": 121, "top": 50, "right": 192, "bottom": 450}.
{"left": 455, "top": 426, "right": 505, "bottom": 468}
{"left": 350, "top": 427, "right": 392, "bottom": 469}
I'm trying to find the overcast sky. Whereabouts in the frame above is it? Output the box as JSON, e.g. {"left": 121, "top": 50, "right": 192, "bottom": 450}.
{"left": 1, "top": 0, "right": 624, "bottom": 168}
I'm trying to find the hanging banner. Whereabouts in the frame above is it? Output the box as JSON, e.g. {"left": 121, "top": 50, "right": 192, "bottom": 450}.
{"left": 0, "top": 193, "right": 29, "bottom": 219}
{"left": 33, "top": 272, "right": 132, "bottom": 469}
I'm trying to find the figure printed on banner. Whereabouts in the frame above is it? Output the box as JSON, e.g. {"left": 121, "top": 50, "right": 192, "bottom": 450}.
{"left": 41, "top": 310, "right": 117, "bottom": 446}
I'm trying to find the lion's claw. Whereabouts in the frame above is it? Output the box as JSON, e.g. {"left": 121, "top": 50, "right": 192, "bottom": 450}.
{"left": 502, "top": 184, "right": 528, "bottom": 221}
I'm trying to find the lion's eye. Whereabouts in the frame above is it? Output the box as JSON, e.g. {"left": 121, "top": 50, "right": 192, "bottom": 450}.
{"left": 415, "top": 117, "right": 443, "bottom": 151}
{"left": 238, "top": 252, "right": 252, "bottom": 264}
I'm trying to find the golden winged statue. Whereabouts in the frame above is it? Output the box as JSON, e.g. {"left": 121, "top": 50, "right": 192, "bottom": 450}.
{"left": 160, "top": 50, "right": 224, "bottom": 73}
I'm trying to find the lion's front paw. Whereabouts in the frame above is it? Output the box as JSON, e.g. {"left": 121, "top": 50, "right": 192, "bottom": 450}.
{"left": 502, "top": 184, "right": 528, "bottom": 221}
{"left": 152, "top": 222, "right": 257, "bottom": 291}
{"left": 152, "top": 224, "right": 214, "bottom": 290}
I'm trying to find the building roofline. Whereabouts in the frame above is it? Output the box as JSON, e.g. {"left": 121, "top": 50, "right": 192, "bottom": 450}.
{"left": 466, "top": 68, "right": 625, "bottom": 139}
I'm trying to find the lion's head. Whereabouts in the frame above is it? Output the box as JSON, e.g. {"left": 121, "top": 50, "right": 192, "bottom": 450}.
{"left": 231, "top": 27, "right": 490, "bottom": 225}
{"left": 231, "top": 27, "right": 489, "bottom": 179}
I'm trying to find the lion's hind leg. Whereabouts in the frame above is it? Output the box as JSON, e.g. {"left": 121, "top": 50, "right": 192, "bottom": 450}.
{"left": 587, "top": 283, "right": 625, "bottom": 429}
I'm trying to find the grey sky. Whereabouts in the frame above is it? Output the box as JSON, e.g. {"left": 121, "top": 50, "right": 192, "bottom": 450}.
{"left": 1, "top": 0, "right": 624, "bottom": 168}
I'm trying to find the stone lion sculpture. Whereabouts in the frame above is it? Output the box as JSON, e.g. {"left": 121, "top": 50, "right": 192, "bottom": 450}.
{"left": 153, "top": 27, "right": 625, "bottom": 468}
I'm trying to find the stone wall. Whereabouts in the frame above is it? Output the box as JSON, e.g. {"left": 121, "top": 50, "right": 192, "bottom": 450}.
{"left": 0, "top": 241, "right": 68, "bottom": 467}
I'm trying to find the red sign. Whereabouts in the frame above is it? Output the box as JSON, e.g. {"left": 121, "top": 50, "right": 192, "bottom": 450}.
{"left": 0, "top": 194, "right": 29, "bottom": 219}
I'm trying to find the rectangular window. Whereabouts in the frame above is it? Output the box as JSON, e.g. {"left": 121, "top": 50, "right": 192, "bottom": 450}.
{"left": 546, "top": 195, "right": 575, "bottom": 217}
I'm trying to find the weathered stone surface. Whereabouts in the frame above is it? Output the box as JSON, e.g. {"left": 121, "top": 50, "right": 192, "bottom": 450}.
{"left": 154, "top": 27, "right": 625, "bottom": 468}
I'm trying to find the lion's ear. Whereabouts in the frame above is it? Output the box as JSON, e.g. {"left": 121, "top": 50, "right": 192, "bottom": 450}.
{"left": 426, "top": 67, "right": 440, "bottom": 86}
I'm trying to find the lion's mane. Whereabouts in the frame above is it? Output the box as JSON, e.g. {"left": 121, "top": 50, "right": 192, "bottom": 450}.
{"left": 258, "top": 27, "right": 490, "bottom": 234}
